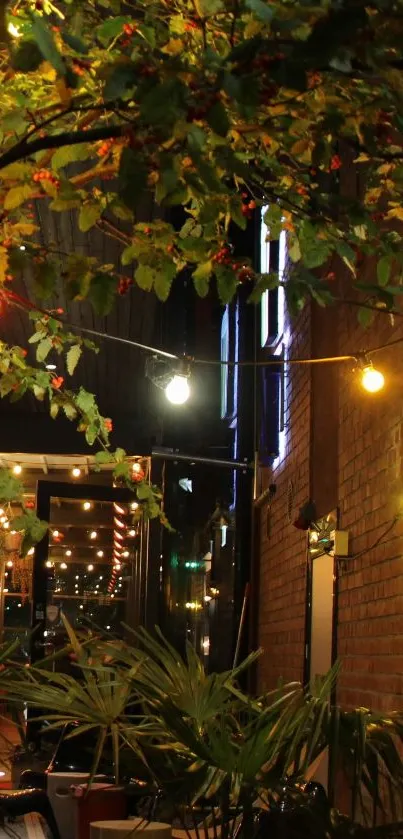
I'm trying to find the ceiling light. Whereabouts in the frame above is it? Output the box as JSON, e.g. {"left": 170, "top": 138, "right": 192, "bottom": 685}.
{"left": 72, "top": 466, "right": 82, "bottom": 478}
{"left": 89, "top": 530, "right": 98, "bottom": 540}
{"left": 165, "top": 374, "right": 190, "bottom": 405}
{"left": 361, "top": 363, "right": 385, "bottom": 393}
{"left": 12, "top": 464, "right": 22, "bottom": 476}
{"left": 65, "top": 549, "right": 72, "bottom": 557}
{"left": 60, "top": 562, "right": 68, "bottom": 570}
{"left": 87, "top": 564, "right": 94, "bottom": 571}
{"left": 83, "top": 501, "right": 92, "bottom": 511}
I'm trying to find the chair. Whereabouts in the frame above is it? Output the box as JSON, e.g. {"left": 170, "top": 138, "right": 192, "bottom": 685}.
{"left": 0, "top": 788, "right": 60, "bottom": 839}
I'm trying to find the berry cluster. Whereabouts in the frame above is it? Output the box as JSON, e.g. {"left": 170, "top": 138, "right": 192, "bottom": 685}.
{"left": 118, "top": 277, "right": 133, "bottom": 296}
{"left": 123, "top": 22, "right": 137, "bottom": 35}
{"left": 32, "top": 170, "right": 60, "bottom": 187}
{"left": 212, "top": 245, "right": 232, "bottom": 265}
{"left": 241, "top": 193, "right": 256, "bottom": 218}
{"left": 212, "top": 246, "right": 255, "bottom": 282}
{"left": 97, "top": 139, "right": 114, "bottom": 158}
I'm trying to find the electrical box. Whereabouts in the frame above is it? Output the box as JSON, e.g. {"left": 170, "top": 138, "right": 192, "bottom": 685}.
{"left": 334, "top": 530, "right": 349, "bottom": 557}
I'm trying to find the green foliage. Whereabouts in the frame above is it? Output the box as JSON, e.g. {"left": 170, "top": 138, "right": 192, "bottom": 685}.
{"left": 3, "top": 621, "right": 403, "bottom": 831}
{"left": 0, "top": 0, "right": 401, "bottom": 315}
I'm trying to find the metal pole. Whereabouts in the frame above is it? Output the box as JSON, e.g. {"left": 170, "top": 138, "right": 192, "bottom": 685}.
{"left": 151, "top": 448, "right": 252, "bottom": 471}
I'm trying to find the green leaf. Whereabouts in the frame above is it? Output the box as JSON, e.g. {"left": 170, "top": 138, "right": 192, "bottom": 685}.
{"left": 52, "top": 144, "right": 90, "bottom": 171}
{"left": 66, "top": 345, "right": 82, "bottom": 376}
{"left": 61, "top": 32, "right": 89, "bottom": 54}
{"left": 206, "top": 101, "right": 230, "bottom": 137}
{"left": 96, "top": 17, "right": 132, "bottom": 44}
{"left": 78, "top": 203, "right": 102, "bottom": 233}
{"left": 76, "top": 387, "right": 95, "bottom": 415}
{"left": 154, "top": 263, "right": 176, "bottom": 301}
{"left": 0, "top": 163, "right": 32, "bottom": 180}
{"left": 121, "top": 245, "right": 137, "bottom": 266}
{"left": 87, "top": 274, "right": 117, "bottom": 316}
{"left": 4, "top": 185, "right": 37, "bottom": 211}
{"left": 245, "top": 0, "right": 274, "bottom": 22}
{"left": 135, "top": 264, "right": 154, "bottom": 291}
{"left": 63, "top": 403, "right": 78, "bottom": 420}
{"left": 31, "top": 15, "right": 66, "bottom": 75}
{"left": 95, "top": 450, "right": 114, "bottom": 465}
{"left": 377, "top": 255, "right": 392, "bottom": 287}
{"left": 11, "top": 40, "right": 43, "bottom": 72}
{"left": 85, "top": 425, "right": 98, "bottom": 446}
{"left": 33, "top": 260, "right": 57, "bottom": 299}
{"left": 358, "top": 307, "right": 375, "bottom": 327}
{"left": 118, "top": 148, "right": 148, "bottom": 212}
{"left": 192, "top": 261, "right": 213, "bottom": 297}
{"left": 36, "top": 338, "right": 52, "bottom": 363}
{"left": 104, "top": 63, "right": 137, "bottom": 101}
{"left": 50, "top": 401, "right": 60, "bottom": 419}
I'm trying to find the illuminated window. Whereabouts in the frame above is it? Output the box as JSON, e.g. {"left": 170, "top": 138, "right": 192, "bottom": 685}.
{"left": 260, "top": 208, "right": 286, "bottom": 354}
{"left": 220, "top": 306, "right": 229, "bottom": 418}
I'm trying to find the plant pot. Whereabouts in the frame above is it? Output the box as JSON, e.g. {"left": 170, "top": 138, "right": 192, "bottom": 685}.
{"left": 75, "top": 784, "right": 128, "bottom": 839}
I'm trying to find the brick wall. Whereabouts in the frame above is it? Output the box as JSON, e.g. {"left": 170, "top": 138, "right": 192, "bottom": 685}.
{"left": 256, "top": 278, "right": 403, "bottom": 713}
{"left": 257, "top": 303, "right": 311, "bottom": 690}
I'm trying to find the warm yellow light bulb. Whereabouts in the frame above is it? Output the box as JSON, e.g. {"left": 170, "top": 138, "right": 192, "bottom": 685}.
{"left": 361, "top": 365, "right": 385, "bottom": 393}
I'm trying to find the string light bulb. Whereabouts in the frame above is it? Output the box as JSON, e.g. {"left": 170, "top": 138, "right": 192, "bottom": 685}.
{"left": 89, "top": 530, "right": 98, "bottom": 540}
{"left": 165, "top": 374, "right": 190, "bottom": 405}
{"left": 88, "top": 563, "right": 94, "bottom": 571}
{"left": 83, "top": 501, "right": 92, "bottom": 511}
{"left": 12, "top": 464, "right": 22, "bottom": 476}
{"left": 72, "top": 466, "right": 82, "bottom": 478}
{"left": 361, "top": 363, "right": 385, "bottom": 394}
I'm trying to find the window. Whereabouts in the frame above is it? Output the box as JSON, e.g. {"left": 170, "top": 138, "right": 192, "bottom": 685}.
{"left": 260, "top": 208, "right": 286, "bottom": 355}
{"left": 220, "top": 307, "right": 229, "bottom": 419}
{"left": 259, "top": 208, "right": 288, "bottom": 466}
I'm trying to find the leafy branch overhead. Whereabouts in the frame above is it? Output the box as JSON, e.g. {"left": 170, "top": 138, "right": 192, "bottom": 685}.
{"left": 0, "top": 0, "right": 402, "bottom": 313}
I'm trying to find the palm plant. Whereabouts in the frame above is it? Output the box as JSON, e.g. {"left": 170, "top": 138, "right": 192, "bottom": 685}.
{"left": 3, "top": 618, "right": 403, "bottom": 839}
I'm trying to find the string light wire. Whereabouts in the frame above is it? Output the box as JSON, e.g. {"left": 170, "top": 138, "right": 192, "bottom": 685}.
{"left": 5, "top": 290, "right": 403, "bottom": 369}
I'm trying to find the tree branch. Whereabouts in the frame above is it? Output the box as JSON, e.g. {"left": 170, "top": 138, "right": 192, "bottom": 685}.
{"left": 0, "top": 124, "right": 126, "bottom": 171}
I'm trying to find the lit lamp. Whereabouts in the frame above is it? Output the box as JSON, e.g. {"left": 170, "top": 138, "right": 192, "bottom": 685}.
{"left": 165, "top": 374, "right": 190, "bottom": 405}
{"left": 361, "top": 362, "right": 385, "bottom": 393}
{"left": 145, "top": 355, "right": 191, "bottom": 405}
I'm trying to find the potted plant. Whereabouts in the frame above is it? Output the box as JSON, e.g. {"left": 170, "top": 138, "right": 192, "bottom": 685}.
{"left": 3, "top": 618, "right": 403, "bottom": 839}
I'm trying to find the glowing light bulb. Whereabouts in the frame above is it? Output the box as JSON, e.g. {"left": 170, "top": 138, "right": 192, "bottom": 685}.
{"left": 83, "top": 501, "right": 92, "bottom": 511}
{"left": 165, "top": 374, "right": 190, "bottom": 405}
{"left": 12, "top": 464, "right": 22, "bottom": 476}
{"left": 2, "top": 521, "right": 9, "bottom": 529}
{"left": 60, "top": 562, "right": 68, "bottom": 570}
{"left": 52, "top": 530, "right": 60, "bottom": 538}
{"left": 72, "top": 466, "right": 82, "bottom": 478}
{"left": 132, "top": 462, "right": 142, "bottom": 474}
{"left": 96, "top": 550, "right": 104, "bottom": 558}
{"left": 89, "top": 530, "right": 98, "bottom": 540}
{"left": 122, "top": 550, "right": 129, "bottom": 558}
{"left": 129, "top": 529, "right": 136, "bottom": 537}
{"left": 114, "top": 563, "right": 121, "bottom": 570}
{"left": 6, "top": 561, "right": 13, "bottom": 568}
{"left": 46, "top": 364, "right": 57, "bottom": 371}
{"left": 87, "top": 564, "right": 94, "bottom": 571}
{"left": 46, "top": 560, "right": 53, "bottom": 568}
{"left": 130, "top": 502, "right": 139, "bottom": 511}
{"left": 27, "top": 547, "right": 35, "bottom": 556}
{"left": 8, "top": 22, "right": 22, "bottom": 38}
{"left": 361, "top": 364, "right": 385, "bottom": 393}
{"left": 65, "top": 549, "right": 72, "bottom": 557}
